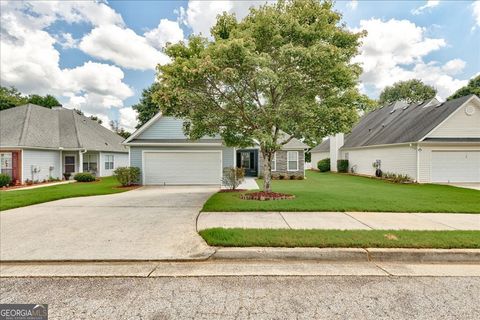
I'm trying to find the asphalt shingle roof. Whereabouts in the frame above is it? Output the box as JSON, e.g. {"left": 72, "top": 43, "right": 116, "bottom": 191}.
{"left": 0, "top": 104, "right": 127, "bottom": 152}
{"left": 311, "top": 95, "right": 476, "bottom": 152}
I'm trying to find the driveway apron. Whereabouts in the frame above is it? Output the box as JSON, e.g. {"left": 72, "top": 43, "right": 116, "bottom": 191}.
{"left": 0, "top": 186, "right": 217, "bottom": 261}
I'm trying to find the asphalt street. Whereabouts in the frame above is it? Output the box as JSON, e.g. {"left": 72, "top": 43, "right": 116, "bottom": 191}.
{"left": 1, "top": 276, "right": 479, "bottom": 319}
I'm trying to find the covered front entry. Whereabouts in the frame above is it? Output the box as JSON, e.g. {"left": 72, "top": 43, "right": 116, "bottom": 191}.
{"left": 0, "top": 150, "right": 21, "bottom": 184}
{"left": 143, "top": 150, "right": 222, "bottom": 185}
{"left": 431, "top": 151, "right": 480, "bottom": 182}
{"left": 236, "top": 149, "right": 259, "bottom": 177}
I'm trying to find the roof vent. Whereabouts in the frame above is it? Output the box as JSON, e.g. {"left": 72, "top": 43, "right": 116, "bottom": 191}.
{"left": 423, "top": 98, "right": 442, "bottom": 108}
{"left": 392, "top": 101, "right": 409, "bottom": 111}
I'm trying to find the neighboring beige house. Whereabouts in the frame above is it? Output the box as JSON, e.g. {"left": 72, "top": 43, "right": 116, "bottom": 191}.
{"left": 311, "top": 94, "right": 480, "bottom": 183}
{"left": 0, "top": 104, "right": 128, "bottom": 184}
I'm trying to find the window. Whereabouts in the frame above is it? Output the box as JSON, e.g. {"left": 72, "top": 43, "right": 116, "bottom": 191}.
{"left": 287, "top": 151, "right": 299, "bottom": 171}
{"left": 105, "top": 155, "right": 114, "bottom": 170}
{"left": 271, "top": 153, "right": 276, "bottom": 171}
{"left": 83, "top": 154, "right": 97, "bottom": 172}
{"left": 1, "top": 152, "right": 13, "bottom": 178}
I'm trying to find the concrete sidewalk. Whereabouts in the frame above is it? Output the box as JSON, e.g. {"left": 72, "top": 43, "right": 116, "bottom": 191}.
{"left": 197, "top": 211, "right": 480, "bottom": 231}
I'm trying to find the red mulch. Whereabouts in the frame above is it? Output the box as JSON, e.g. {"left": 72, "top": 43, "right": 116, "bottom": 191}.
{"left": 240, "top": 191, "right": 295, "bottom": 201}
{"left": 219, "top": 189, "right": 247, "bottom": 193}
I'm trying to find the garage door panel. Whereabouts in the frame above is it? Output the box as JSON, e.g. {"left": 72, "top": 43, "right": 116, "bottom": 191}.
{"left": 431, "top": 151, "right": 480, "bottom": 183}
{"left": 144, "top": 151, "right": 221, "bottom": 185}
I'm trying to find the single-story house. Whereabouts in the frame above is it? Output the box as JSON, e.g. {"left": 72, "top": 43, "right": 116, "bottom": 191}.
{"left": 0, "top": 104, "right": 128, "bottom": 184}
{"left": 123, "top": 113, "right": 308, "bottom": 185}
{"left": 311, "top": 94, "right": 480, "bottom": 183}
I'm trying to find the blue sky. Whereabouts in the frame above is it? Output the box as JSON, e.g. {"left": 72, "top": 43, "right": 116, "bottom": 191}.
{"left": 1, "top": 0, "right": 479, "bottom": 131}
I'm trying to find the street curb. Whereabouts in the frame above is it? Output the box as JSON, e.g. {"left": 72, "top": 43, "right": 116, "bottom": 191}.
{"left": 365, "top": 248, "right": 480, "bottom": 263}
{"left": 212, "top": 247, "right": 480, "bottom": 263}
{"left": 212, "top": 248, "right": 369, "bottom": 261}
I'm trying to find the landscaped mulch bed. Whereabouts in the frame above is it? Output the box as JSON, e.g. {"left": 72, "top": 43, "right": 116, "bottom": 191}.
{"left": 241, "top": 191, "right": 295, "bottom": 201}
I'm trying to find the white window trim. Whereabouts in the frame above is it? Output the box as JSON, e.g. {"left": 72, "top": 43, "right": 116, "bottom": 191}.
{"left": 105, "top": 154, "right": 115, "bottom": 170}
{"left": 287, "top": 151, "right": 299, "bottom": 171}
{"left": 271, "top": 152, "right": 276, "bottom": 171}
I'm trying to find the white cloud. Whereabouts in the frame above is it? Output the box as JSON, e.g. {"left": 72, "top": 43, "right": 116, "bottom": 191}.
{"left": 411, "top": 0, "right": 440, "bottom": 15}
{"left": 354, "top": 18, "right": 468, "bottom": 99}
{"left": 472, "top": 1, "right": 480, "bottom": 30}
{"left": 347, "top": 0, "right": 358, "bottom": 10}
{"left": 79, "top": 25, "right": 170, "bottom": 70}
{"left": 119, "top": 107, "right": 138, "bottom": 131}
{"left": 180, "top": 0, "right": 273, "bottom": 37}
{"left": 145, "top": 19, "right": 185, "bottom": 49}
{"left": 0, "top": 1, "right": 133, "bottom": 123}
{"left": 57, "top": 33, "right": 78, "bottom": 49}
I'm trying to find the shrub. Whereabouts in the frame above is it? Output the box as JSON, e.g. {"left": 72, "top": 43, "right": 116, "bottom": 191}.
{"left": 0, "top": 173, "right": 11, "bottom": 187}
{"left": 113, "top": 167, "right": 140, "bottom": 186}
{"left": 221, "top": 167, "right": 245, "bottom": 190}
{"left": 279, "top": 175, "right": 285, "bottom": 180}
{"left": 317, "top": 158, "right": 330, "bottom": 172}
{"left": 337, "top": 159, "right": 349, "bottom": 173}
{"left": 382, "top": 172, "right": 413, "bottom": 183}
{"left": 290, "top": 175, "right": 297, "bottom": 180}
{"left": 74, "top": 172, "right": 96, "bottom": 182}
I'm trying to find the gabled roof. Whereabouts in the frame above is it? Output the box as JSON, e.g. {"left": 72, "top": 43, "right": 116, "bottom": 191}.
{"left": 310, "top": 138, "right": 330, "bottom": 153}
{"left": 310, "top": 94, "right": 478, "bottom": 151}
{"left": 125, "top": 112, "right": 309, "bottom": 149}
{"left": 343, "top": 95, "right": 476, "bottom": 148}
{"left": 0, "top": 104, "right": 127, "bottom": 152}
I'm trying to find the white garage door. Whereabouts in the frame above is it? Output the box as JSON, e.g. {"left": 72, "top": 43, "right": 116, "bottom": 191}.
{"left": 144, "top": 151, "right": 222, "bottom": 185}
{"left": 431, "top": 151, "right": 480, "bottom": 182}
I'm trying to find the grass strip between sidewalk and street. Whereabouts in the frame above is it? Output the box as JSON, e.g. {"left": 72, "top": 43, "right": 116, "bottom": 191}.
{"left": 199, "top": 228, "right": 480, "bottom": 249}
{"left": 0, "top": 176, "right": 133, "bottom": 211}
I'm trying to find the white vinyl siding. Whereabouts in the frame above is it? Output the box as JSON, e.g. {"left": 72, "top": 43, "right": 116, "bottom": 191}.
{"left": 311, "top": 152, "right": 330, "bottom": 170}
{"left": 143, "top": 150, "right": 221, "bottom": 185}
{"left": 427, "top": 102, "right": 480, "bottom": 138}
{"left": 100, "top": 152, "right": 128, "bottom": 177}
{"left": 417, "top": 145, "right": 480, "bottom": 183}
{"left": 341, "top": 145, "right": 417, "bottom": 179}
{"left": 22, "top": 149, "right": 61, "bottom": 183}
{"left": 271, "top": 153, "right": 276, "bottom": 171}
{"left": 287, "top": 151, "right": 299, "bottom": 171}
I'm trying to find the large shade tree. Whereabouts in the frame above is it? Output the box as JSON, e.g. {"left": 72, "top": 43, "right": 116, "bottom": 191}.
{"left": 153, "top": 0, "right": 367, "bottom": 192}
{"left": 378, "top": 79, "right": 437, "bottom": 105}
{"left": 448, "top": 75, "right": 480, "bottom": 100}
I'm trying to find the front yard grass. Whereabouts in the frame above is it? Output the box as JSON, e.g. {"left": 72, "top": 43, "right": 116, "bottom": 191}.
{"left": 200, "top": 228, "right": 480, "bottom": 249}
{"left": 202, "top": 171, "right": 480, "bottom": 213}
{"left": 0, "top": 176, "right": 131, "bottom": 211}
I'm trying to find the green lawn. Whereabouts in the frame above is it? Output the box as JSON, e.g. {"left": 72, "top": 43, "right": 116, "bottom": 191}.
{"left": 200, "top": 228, "right": 480, "bottom": 249}
{"left": 203, "top": 171, "right": 480, "bottom": 213}
{"left": 0, "top": 177, "right": 131, "bottom": 211}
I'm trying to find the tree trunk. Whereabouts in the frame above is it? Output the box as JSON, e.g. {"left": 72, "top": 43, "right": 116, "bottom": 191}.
{"left": 262, "top": 149, "right": 273, "bottom": 193}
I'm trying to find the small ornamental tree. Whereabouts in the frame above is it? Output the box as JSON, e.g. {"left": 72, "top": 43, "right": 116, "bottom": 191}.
{"left": 152, "top": 0, "right": 367, "bottom": 192}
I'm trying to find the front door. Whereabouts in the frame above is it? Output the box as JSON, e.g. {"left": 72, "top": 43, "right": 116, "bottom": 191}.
{"left": 236, "top": 150, "right": 258, "bottom": 177}
{"left": 64, "top": 156, "right": 76, "bottom": 174}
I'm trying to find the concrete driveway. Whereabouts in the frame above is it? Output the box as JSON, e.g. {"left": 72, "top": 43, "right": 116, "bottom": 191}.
{"left": 0, "top": 186, "right": 218, "bottom": 261}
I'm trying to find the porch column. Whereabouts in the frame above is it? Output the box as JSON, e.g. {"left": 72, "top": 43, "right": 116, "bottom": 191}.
{"left": 78, "top": 150, "right": 83, "bottom": 173}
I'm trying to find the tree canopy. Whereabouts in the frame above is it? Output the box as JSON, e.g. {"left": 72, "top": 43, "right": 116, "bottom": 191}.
{"left": 447, "top": 75, "right": 480, "bottom": 100}
{"left": 152, "top": 0, "right": 367, "bottom": 191}
{"left": 0, "top": 86, "right": 61, "bottom": 110}
{"left": 131, "top": 83, "right": 159, "bottom": 129}
{"left": 109, "top": 120, "right": 131, "bottom": 139}
{"left": 378, "top": 79, "right": 436, "bottom": 105}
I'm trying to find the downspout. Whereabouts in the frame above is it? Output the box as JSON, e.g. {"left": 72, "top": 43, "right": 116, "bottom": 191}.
{"left": 416, "top": 144, "right": 420, "bottom": 183}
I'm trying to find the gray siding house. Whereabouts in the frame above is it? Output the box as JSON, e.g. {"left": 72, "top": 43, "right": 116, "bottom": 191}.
{"left": 0, "top": 104, "right": 128, "bottom": 184}
{"left": 124, "top": 113, "right": 308, "bottom": 185}
{"left": 311, "top": 95, "right": 480, "bottom": 183}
